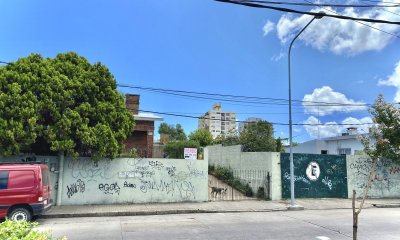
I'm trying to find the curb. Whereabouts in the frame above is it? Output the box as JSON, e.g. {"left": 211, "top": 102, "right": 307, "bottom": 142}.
{"left": 372, "top": 203, "right": 400, "bottom": 208}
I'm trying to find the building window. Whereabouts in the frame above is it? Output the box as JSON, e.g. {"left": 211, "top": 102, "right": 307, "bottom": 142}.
{"left": 321, "top": 150, "right": 328, "bottom": 154}
{"left": 338, "top": 148, "right": 351, "bottom": 155}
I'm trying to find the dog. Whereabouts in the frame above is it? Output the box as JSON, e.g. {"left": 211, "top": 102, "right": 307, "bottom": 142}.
{"left": 211, "top": 187, "right": 227, "bottom": 198}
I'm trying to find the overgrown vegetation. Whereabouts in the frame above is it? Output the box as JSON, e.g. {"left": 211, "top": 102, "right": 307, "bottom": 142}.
{"left": 208, "top": 165, "right": 253, "bottom": 197}
{"left": 0, "top": 219, "right": 66, "bottom": 240}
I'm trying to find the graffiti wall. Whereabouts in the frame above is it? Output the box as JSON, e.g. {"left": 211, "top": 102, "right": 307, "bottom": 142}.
{"left": 281, "top": 153, "right": 348, "bottom": 198}
{"left": 347, "top": 155, "right": 400, "bottom": 198}
{"left": 61, "top": 157, "right": 208, "bottom": 205}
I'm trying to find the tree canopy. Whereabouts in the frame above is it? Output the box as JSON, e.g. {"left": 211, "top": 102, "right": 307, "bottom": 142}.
{"left": 240, "top": 120, "right": 276, "bottom": 152}
{"left": 362, "top": 95, "right": 400, "bottom": 162}
{"left": 0, "top": 52, "right": 135, "bottom": 159}
{"left": 158, "top": 123, "right": 187, "bottom": 143}
{"left": 188, "top": 128, "right": 213, "bottom": 147}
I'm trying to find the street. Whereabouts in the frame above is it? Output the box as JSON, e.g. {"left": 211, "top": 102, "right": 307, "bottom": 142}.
{"left": 37, "top": 208, "right": 400, "bottom": 240}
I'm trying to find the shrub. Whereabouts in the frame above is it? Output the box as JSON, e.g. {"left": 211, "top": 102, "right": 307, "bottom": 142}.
{"left": 209, "top": 165, "right": 253, "bottom": 197}
{"left": 0, "top": 219, "right": 66, "bottom": 240}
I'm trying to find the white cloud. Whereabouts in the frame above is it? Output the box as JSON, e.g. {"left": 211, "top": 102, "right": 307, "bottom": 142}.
{"left": 276, "top": 6, "right": 400, "bottom": 55}
{"left": 303, "top": 116, "right": 373, "bottom": 138}
{"left": 304, "top": 116, "right": 341, "bottom": 138}
{"left": 303, "top": 86, "right": 367, "bottom": 116}
{"left": 270, "top": 52, "right": 285, "bottom": 61}
{"left": 263, "top": 20, "right": 275, "bottom": 36}
{"left": 378, "top": 61, "right": 400, "bottom": 102}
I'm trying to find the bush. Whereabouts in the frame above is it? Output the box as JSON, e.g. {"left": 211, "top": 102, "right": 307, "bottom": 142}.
{"left": 256, "top": 187, "right": 266, "bottom": 199}
{"left": 0, "top": 219, "right": 66, "bottom": 240}
{"left": 209, "top": 165, "right": 253, "bottom": 197}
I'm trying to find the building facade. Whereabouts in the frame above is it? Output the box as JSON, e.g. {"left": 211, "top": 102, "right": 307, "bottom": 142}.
{"left": 238, "top": 117, "right": 262, "bottom": 133}
{"left": 285, "top": 128, "right": 373, "bottom": 155}
{"left": 124, "top": 94, "right": 163, "bottom": 157}
{"left": 198, "top": 103, "right": 236, "bottom": 139}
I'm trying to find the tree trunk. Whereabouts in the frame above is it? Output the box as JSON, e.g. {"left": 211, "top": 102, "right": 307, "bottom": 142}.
{"left": 352, "top": 159, "right": 378, "bottom": 240}
{"left": 352, "top": 190, "right": 358, "bottom": 240}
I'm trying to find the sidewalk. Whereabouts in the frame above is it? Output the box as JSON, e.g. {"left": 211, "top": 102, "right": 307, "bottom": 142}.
{"left": 42, "top": 198, "right": 400, "bottom": 219}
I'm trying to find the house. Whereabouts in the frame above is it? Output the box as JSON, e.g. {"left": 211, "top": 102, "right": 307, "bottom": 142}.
{"left": 124, "top": 94, "right": 163, "bottom": 157}
{"left": 285, "top": 127, "right": 373, "bottom": 155}
{"left": 198, "top": 103, "right": 236, "bottom": 139}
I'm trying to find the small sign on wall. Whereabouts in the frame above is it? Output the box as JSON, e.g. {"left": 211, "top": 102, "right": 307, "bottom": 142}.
{"left": 184, "top": 148, "right": 197, "bottom": 160}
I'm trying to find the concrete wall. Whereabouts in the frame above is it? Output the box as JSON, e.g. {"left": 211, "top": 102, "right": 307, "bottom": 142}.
{"left": 1, "top": 156, "right": 208, "bottom": 205}
{"left": 347, "top": 155, "right": 400, "bottom": 198}
{"left": 61, "top": 157, "right": 208, "bottom": 205}
{"left": 204, "top": 145, "right": 281, "bottom": 200}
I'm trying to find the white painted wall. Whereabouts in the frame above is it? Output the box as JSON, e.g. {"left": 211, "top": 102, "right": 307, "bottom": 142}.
{"left": 205, "top": 145, "right": 281, "bottom": 200}
{"left": 347, "top": 155, "right": 400, "bottom": 198}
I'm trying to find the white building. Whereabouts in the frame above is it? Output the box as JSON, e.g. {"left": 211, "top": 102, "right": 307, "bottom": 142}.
{"left": 198, "top": 103, "right": 236, "bottom": 139}
{"left": 285, "top": 127, "right": 373, "bottom": 155}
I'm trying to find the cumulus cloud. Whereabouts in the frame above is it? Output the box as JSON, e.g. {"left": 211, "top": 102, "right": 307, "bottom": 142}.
{"left": 303, "top": 86, "right": 367, "bottom": 116}
{"left": 303, "top": 116, "right": 373, "bottom": 138}
{"left": 263, "top": 20, "right": 275, "bottom": 36}
{"left": 276, "top": 5, "right": 400, "bottom": 55}
{"left": 378, "top": 61, "right": 400, "bottom": 102}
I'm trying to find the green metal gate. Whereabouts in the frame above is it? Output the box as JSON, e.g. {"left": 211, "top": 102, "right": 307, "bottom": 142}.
{"left": 281, "top": 153, "right": 347, "bottom": 198}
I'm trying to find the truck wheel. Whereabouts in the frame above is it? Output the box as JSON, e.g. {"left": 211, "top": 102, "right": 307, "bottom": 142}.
{"left": 9, "top": 208, "right": 32, "bottom": 221}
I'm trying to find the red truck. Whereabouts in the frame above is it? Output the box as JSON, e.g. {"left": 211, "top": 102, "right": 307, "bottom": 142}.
{"left": 0, "top": 163, "right": 52, "bottom": 221}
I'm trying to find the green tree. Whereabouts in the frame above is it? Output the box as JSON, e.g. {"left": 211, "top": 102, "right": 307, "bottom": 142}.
{"left": 158, "top": 123, "right": 187, "bottom": 143}
{"left": 239, "top": 120, "right": 276, "bottom": 152}
{"left": 0, "top": 53, "right": 135, "bottom": 159}
{"left": 353, "top": 95, "right": 400, "bottom": 240}
{"left": 188, "top": 129, "right": 213, "bottom": 147}
{"left": 163, "top": 140, "right": 200, "bottom": 159}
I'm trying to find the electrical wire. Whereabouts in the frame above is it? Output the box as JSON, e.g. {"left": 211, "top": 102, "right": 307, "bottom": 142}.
{"left": 215, "top": 0, "right": 400, "bottom": 25}
{"left": 303, "top": 0, "right": 400, "bottom": 39}
{"left": 239, "top": 0, "right": 400, "bottom": 8}
{"left": 139, "top": 109, "right": 375, "bottom": 126}
{"left": 118, "top": 84, "right": 370, "bottom": 107}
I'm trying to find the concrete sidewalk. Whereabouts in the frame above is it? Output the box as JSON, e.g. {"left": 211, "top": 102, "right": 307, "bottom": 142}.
{"left": 42, "top": 198, "right": 400, "bottom": 219}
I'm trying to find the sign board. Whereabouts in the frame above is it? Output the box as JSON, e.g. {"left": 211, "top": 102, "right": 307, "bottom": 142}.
{"left": 184, "top": 148, "right": 197, "bottom": 160}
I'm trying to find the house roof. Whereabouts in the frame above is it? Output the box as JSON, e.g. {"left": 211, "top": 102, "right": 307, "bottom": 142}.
{"left": 134, "top": 113, "right": 163, "bottom": 121}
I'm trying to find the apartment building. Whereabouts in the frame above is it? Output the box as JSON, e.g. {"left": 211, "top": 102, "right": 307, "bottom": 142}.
{"left": 198, "top": 103, "right": 236, "bottom": 139}
{"left": 238, "top": 117, "right": 262, "bottom": 133}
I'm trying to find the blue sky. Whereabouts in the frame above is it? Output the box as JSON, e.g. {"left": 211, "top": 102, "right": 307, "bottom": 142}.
{"left": 1, "top": 0, "right": 399, "bottom": 143}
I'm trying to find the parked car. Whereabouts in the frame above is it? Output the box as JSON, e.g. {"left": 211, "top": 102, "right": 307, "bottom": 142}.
{"left": 0, "top": 163, "right": 52, "bottom": 221}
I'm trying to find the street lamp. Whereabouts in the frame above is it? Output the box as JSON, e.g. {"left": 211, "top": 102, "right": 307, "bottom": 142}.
{"left": 288, "top": 12, "right": 324, "bottom": 210}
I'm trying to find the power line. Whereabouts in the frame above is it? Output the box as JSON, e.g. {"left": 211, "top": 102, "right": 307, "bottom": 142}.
{"left": 239, "top": 0, "right": 400, "bottom": 8}
{"left": 215, "top": 0, "right": 400, "bottom": 25}
{"left": 139, "top": 109, "right": 375, "bottom": 126}
{"left": 303, "top": 0, "right": 400, "bottom": 39}
{"left": 118, "top": 84, "right": 371, "bottom": 107}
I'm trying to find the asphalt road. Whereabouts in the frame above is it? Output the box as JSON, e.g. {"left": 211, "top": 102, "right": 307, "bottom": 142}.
{"left": 37, "top": 208, "right": 400, "bottom": 240}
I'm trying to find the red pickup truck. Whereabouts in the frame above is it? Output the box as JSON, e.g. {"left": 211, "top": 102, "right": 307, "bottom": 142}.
{"left": 0, "top": 163, "right": 52, "bottom": 221}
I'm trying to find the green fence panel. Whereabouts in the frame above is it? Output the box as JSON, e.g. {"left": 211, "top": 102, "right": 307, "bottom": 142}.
{"left": 281, "top": 153, "right": 347, "bottom": 198}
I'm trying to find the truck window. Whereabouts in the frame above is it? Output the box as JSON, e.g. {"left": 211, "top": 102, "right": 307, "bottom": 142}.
{"left": 0, "top": 171, "right": 9, "bottom": 190}
{"left": 8, "top": 171, "right": 35, "bottom": 189}
{"left": 42, "top": 169, "right": 49, "bottom": 186}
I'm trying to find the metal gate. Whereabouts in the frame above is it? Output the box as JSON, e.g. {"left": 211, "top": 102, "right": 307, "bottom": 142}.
{"left": 281, "top": 153, "right": 348, "bottom": 198}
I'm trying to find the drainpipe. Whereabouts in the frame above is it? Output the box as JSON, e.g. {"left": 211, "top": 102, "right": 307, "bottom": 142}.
{"left": 56, "top": 152, "right": 64, "bottom": 206}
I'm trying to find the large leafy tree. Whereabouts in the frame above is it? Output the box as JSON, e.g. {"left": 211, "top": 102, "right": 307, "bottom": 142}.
{"left": 239, "top": 120, "right": 276, "bottom": 152}
{"left": 188, "top": 128, "right": 213, "bottom": 147}
{"left": 158, "top": 123, "right": 187, "bottom": 143}
{"left": 353, "top": 95, "right": 400, "bottom": 239}
{"left": 0, "top": 52, "right": 135, "bottom": 159}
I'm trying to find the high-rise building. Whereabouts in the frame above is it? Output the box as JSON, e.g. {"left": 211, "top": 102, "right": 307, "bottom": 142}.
{"left": 198, "top": 103, "right": 236, "bottom": 139}
{"left": 239, "top": 117, "right": 262, "bottom": 133}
